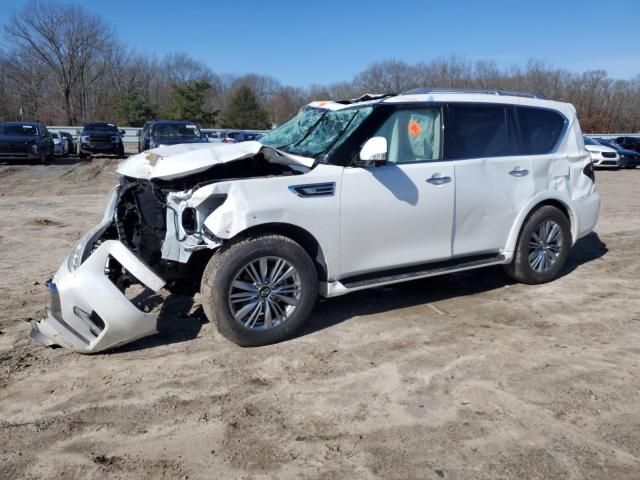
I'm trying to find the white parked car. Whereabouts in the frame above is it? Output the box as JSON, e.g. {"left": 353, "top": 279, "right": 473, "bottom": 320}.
{"left": 31, "top": 90, "right": 601, "bottom": 353}
{"left": 50, "top": 131, "right": 68, "bottom": 157}
{"left": 584, "top": 137, "right": 619, "bottom": 168}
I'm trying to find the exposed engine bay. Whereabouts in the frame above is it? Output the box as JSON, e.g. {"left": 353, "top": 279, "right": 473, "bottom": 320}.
{"left": 107, "top": 150, "right": 309, "bottom": 294}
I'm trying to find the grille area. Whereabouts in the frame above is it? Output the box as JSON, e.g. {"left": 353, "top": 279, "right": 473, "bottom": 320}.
{"left": 0, "top": 141, "right": 28, "bottom": 154}
{"left": 88, "top": 135, "right": 112, "bottom": 143}
{"left": 602, "top": 151, "right": 616, "bottom": 158}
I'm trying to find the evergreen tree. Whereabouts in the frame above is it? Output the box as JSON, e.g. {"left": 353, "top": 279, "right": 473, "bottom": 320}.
{"left": 221, "top": 85, "right": 269, "bottom": 129}
{"left": 115, "top": 90, "right": 156, "bottom": 127}
{"left": 168, "top": 80, "right": 218, "bottom": 126}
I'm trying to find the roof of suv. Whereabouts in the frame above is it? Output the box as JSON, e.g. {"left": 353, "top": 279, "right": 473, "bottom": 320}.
{"left": 308, "top": 89, "right": 573, "bottom": 116}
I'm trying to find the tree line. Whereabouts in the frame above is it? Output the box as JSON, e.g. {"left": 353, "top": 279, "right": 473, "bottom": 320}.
{"left": 1, "top": 1, "right": 639, "bottom": 133}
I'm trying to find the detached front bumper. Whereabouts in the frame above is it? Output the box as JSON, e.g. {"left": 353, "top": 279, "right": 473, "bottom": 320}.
{"left": 30, "top": 240, "right": 165, "bottom": 353}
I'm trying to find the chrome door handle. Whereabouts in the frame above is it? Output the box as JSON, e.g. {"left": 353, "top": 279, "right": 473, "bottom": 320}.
{"left": 426, "top": 174, "right": 451, "bottom": 185}
{"left": 509, "top": 168, "right": 529, "bottom": 177}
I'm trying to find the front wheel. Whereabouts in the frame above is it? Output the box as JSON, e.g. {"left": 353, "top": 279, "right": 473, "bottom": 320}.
{"left": 200, "top": 234, "right": 318, "bottom": 347}
{"left": 504, "top": 206, "right": 571, "bottom": 284}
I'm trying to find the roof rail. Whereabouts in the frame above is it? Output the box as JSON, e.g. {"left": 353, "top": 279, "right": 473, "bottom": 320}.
{"left": 401, "top": 88, "right": 546, "bottom": 99}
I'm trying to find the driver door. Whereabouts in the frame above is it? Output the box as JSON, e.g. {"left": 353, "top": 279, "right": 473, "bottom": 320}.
{"left": 340, "top": 106, "right": 455, "bottom": 278}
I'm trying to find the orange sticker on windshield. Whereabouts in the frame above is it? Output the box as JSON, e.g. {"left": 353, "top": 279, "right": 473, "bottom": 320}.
{"left": 408, "top": 119, "right": 422, "bottom": 138}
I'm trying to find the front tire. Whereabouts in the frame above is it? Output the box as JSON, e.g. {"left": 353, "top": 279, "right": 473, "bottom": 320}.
{"left": 201, "top": 234, "right": 318, "bottom": 347}
{"left": 504, "top": 206, "right": 571, "bottom": 284}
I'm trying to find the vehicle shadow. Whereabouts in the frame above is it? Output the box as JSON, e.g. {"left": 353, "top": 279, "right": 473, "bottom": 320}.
{"left": 51, "top": 156, "right": 91, "bottom": 166}
{"left": 106, "top": 232, "right": 607, "bottom": 351}
{"left": 0, "top": 156, "right": 87, "bottom": 166}
{"left": 298, "top": 231, "right": 608, "bottom": 338}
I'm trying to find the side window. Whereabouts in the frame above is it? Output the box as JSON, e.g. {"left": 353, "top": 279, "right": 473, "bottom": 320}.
{"left": 445, "top": 104, "right": 508, "bottom": 159}
{"left": 516, "top": 107, "right": 565, "bottom": 154}
{"left": 373, "top": 108, "right": 441, "bottom": 163}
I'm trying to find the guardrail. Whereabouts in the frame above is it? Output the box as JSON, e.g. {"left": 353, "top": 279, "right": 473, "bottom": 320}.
{"left": 48, "top": 126, "right": 269, "bottom": 145}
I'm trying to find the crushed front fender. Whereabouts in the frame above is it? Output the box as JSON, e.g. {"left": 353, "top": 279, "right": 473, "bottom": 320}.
{"left": 30, "top": 240, "right": 165, "bottom": 353}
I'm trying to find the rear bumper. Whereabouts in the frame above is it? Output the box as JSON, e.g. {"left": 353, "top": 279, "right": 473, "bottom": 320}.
{"left": 30, "top": 240, "right": 165, "bottom": 353}
{"left": 574, "top": 191, "right": 601, "bottom": 240}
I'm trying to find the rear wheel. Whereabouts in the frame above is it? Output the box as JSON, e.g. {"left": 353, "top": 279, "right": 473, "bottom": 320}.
{"left": 201, "top": 234, "right": 318, "bottom": 346}
{"left": 504, "top": 206, "right": 571, "bottom": 284}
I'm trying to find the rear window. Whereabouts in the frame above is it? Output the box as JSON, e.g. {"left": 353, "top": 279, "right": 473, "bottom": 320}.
{"left": 516, "top": 107, "right": 565, "bottom": 154}
{"left": 445, "top": 105, "right": 508, "bottom": 159}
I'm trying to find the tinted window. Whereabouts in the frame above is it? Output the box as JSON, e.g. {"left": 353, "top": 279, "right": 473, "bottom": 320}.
{"left": 374, "top": 108, "right": 441, "bottom": 163}
{"left": 0, "top": 124, "right": 39, "bottom": 136}
{"left": 445, "top": 105, "right": 508, "bottom": 159}
{"left": 517, "top": 107, "right": 565, "bottom": 154}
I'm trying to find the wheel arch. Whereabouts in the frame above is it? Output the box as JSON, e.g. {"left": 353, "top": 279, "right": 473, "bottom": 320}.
{"left": 505, "top": 194, "right": 577, "bottom": 252}
{"left": 227, "top": 222, "right": 329, "bottom": 282}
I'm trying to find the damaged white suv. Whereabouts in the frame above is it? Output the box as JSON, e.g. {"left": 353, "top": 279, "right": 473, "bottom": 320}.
{"left": 31, "top": 89, "right": 601, "bottom": 352}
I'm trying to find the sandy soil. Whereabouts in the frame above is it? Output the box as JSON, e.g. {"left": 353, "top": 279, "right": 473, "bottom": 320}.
{"left": 1, "top": 155, "right": 639, "bottom": 480}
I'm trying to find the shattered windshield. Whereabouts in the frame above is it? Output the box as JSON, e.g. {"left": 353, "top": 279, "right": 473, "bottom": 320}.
{"left": 261, "top": 105, "right": 373, "bottom": 159}
{"left": 153, "top": 123, "right": 201, "bottom": 138}
{"left": 259, "top": 107, "right": 325, "bottom": 149}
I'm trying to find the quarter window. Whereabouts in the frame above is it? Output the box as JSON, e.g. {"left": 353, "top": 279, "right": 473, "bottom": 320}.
{"left": 374, "top": 108, "right": 442, "bottom": 163}
{"left": 516, "top": 107, "right": 565, "bottom": 154}
{"left": 445, "top": 105, "right": 508, "bottom": 159}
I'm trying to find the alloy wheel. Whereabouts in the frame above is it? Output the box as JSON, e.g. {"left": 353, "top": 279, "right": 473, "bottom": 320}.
{"left": 227, "top": 256, "right": 302, "bottom": 330}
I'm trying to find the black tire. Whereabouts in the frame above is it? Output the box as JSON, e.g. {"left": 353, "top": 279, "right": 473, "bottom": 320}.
{"left": 504, "top": 205, "right": 571, "bottom": 285}
{"left": 79, "top": 152, "right": 89, "bottom": 159}
{"left": 201, "top": 234, "right": 318, "bottom": 347}
{"left": 41, "top": 150, "right": 52, "bottom": 165}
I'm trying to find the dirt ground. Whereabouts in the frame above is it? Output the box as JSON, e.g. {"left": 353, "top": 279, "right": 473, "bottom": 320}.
{"left": 1, "top": 153, "right": 639, "bottom": 480}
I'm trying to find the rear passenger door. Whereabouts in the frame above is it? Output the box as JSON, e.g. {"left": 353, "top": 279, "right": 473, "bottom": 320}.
{"left": 446, "top": 103, "right": 534, "bottom": 256}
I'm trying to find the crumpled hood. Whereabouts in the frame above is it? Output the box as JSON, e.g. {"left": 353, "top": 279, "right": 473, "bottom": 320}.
{"left": 117, "top": 141, "right": 315, "bottom": 180}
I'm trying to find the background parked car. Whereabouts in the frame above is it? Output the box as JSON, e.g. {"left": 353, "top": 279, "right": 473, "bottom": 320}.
{"left": 223, "top": 131, "right": 244, "bottom": 143}
{"left": 584, "top": 137, "right": 619, "bottom": 168}
{"left": 137, "top": 121, "right": 153, "bottom": 153}
{"left": 0, "top": 121, "right": 54, "bottom": 164}
{"left": 79, "top": 122, "right": 125, "bottom": 158}
{"left": 237, "top": 131, "right": 263, "bottom": 142}
{"left": 139, "top": 120, "right": 208, "bottom": 151}
{"left": 60, "top": 131, "right": 77, "bottom": 155}
{"left": 50, "top": 131, "right": 68, "bottom": 157}
{"left": 615, "top": 136, "right": 640, "bottom": 153}
{"left": 204, "top": 131, "right": 224, "bottom": 143}
{"left": 596, "top": 139, "right": 640, "bottom": 169}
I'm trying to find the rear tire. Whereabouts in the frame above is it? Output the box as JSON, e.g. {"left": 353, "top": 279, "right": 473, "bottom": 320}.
{"left": 504, "top": 206, "right": 571, "bottom": 284}
{"left": 200, "top": 234, "right": 318, "bottom": 347}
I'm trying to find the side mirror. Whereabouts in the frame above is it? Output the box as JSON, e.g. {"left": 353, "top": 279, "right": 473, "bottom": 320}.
{"left": 120, "top": 129, "right": 126, "bottom": 135}
{"left": 354, "top": 136, "right": 387, "bottom": 167}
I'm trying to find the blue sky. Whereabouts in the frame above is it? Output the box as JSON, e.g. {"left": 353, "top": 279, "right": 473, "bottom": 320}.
{"left": 2, "top": 0, "right": 639, "bottom": 86}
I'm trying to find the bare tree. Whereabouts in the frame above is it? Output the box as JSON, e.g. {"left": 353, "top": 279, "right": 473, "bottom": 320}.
{"left": 4, "top": 0, "right": 116, "bottom": 124}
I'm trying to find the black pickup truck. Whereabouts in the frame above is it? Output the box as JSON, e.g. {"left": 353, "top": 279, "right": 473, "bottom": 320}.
{"left": 0, "top": 122, "right": 54, "bottom": 164}
{"left": 79, "top": 122, "right": 126, "bottom": 158}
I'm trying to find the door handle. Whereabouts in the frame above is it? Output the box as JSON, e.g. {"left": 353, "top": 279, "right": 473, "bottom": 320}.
{"left": 509, "top": 167, "right": 529, "bottom": 177}
{"left": 426, "top": 174, "right": 452, "bottom": 185}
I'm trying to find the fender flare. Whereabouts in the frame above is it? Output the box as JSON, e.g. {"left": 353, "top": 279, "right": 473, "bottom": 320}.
{"left": 504, "top": 192, "right": 579, "bottom": 253}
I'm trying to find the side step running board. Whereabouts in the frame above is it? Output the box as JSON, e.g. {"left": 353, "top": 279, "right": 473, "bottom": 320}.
{"left": 341, "top": 254, "right": 507, "bottom": 290}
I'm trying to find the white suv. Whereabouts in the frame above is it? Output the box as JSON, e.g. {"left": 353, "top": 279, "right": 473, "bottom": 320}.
{"left": 31, "top": 89, "right": 601, "bottom": 352}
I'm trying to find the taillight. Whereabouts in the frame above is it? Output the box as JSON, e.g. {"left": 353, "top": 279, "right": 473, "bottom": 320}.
{"left": 583, "top": 162, "right": 595, "bottom": 183}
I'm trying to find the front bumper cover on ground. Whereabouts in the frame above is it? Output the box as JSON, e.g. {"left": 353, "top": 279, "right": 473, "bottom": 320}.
{"left": 30, "top": 240, "right": 165, "bottom": 353}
